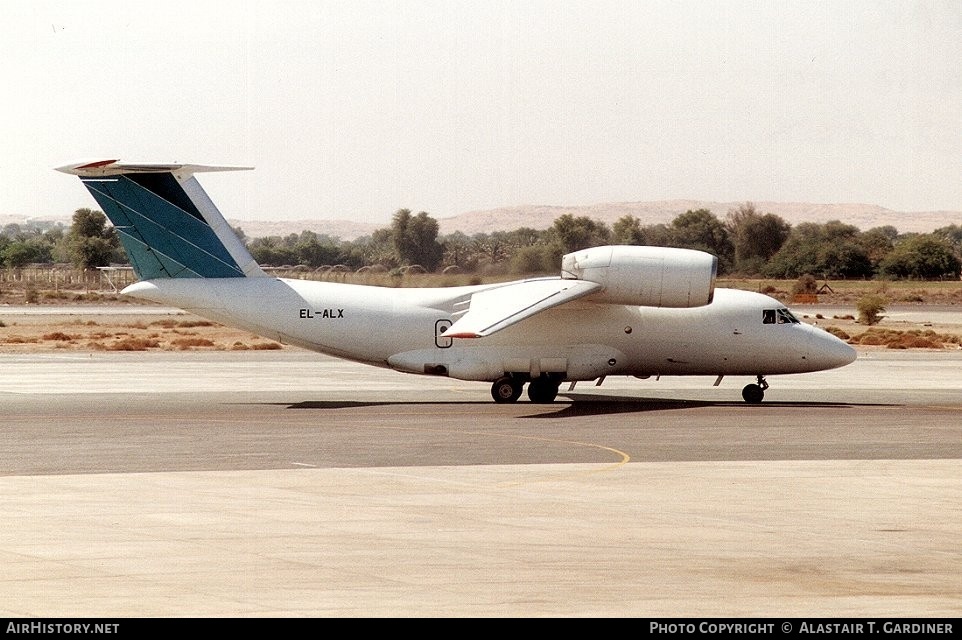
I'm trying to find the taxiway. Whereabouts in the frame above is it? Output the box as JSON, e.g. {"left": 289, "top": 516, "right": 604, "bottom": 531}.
{"left": 0, "top": 350, "right": 959, "bottom": 617}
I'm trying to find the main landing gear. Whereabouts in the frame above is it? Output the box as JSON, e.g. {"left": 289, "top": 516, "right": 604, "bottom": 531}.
{"left": 490, "top": 375, "right": 561, "bottom": 404}
{"left": 741, "top": 375, "right": 769, "bottom": 404}
{"left": 527, "top": 376, "right": 559, "bottom": 403}
{"left": 492, "top": 374, "right": 773, "bottom": 404}
{"left": 490, "top": 376, "right": 523, "bottom": 403}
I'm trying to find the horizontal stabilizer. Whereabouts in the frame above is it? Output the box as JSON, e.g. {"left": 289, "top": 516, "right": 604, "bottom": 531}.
{"left": 57, "top": 159, "right": 264, "bottom": 280}
{"left": 445, "top": 278, "right": 602, "bottom": 338}
{"left": 57, "top": 160, "right": 253, "bottom": 177}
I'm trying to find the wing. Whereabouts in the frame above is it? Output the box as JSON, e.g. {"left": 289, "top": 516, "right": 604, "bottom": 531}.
{"left": 445, "top": 278, "right": 602, "bottom": 338}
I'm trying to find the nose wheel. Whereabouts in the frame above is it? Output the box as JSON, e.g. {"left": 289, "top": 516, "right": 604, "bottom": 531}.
{"left": 741, "top": 375, "right": 769, "bottom": 404}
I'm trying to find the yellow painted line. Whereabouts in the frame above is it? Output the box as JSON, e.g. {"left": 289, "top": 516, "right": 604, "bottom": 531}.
{"left": 312, "top": 421, "right": 632, "bottom": 487}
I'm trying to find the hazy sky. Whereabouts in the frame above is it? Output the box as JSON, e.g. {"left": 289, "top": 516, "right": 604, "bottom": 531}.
{"left": 2, "top": 0, "right": 959, "bottom": 224}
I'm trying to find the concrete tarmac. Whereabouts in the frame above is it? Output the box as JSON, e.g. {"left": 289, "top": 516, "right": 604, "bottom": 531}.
{"left": 0, "top": 350, "right": 960, "bottom": 617}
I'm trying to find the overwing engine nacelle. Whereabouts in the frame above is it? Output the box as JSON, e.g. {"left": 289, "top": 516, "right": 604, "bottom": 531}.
{"left": 561, "top": 245, "right": 717, "bottom": 307}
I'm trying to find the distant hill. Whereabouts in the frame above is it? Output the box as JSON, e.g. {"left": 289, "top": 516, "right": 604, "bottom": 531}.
{"left": 435, "top": 200, "right": 961, "bottom": 237}
{"left": 226, "top": 218, "right": 381, "bottom": 242}
{"left": 231, "top": 200, "right": 959, "bottom": 239}
{"left": 5, "top": 200, "right": 959, "bottom": 241}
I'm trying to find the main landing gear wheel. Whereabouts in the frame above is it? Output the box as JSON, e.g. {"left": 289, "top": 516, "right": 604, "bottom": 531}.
{"left": 491, "top": 376, "right": 523, "bottom": 403}
{"left": 741, "top": 375, "right": 769, "bottom": 404}
{"left": 527, "top": 377, "right": 560, "bottom": 404}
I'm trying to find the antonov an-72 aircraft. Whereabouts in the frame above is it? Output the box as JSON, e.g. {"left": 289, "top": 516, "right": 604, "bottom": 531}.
{"left": 59, "top": 160, "right": 856, "bottom": 403}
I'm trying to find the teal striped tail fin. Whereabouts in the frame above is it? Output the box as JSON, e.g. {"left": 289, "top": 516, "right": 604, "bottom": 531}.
{"left": 58, "top": 160, "right": 266, "bottom": 280}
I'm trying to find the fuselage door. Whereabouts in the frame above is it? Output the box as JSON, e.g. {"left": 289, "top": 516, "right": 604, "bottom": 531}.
{"left": 435, "top": 319, "right": 453, "bottom": 348}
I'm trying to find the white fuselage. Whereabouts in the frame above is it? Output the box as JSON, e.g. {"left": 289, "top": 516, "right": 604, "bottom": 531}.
{"left": 123, "top": 277, "right": 856, "bottom": 382}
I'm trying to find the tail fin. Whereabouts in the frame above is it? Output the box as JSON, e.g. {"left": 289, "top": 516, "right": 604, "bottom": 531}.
{"left": 57, "top": 160, "right": 266, "bottom": 280}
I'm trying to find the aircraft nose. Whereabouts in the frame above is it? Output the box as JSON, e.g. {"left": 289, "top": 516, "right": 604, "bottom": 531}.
{"left": 813, "top": 329, "right": 857, "bottom": 369}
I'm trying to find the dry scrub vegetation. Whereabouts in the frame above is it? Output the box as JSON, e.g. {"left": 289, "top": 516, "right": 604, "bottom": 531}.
{"left": 4, "top": 278, "right": 962, "bottom": 353}
{"left": 800, "top": 310, "right": 962, "bottom": 351}
{"left": 822, "top": 326, "right": 962, "bottom": 349}
{"left": 0, "top": 316, "right": 284, "bottom": 353}
{"left": 720, "top": 278, "right": 962, "bottom": 306}
{"left": 5, "top": 310, "right": 962, "bottom": 354}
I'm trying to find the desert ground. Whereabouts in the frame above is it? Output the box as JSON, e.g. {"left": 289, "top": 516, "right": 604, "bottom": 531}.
{"left": 2, "top": 281, "right": 962, "bottom": 354}
{"left": 0, "top": 306, "right": 282, "bottom": 354}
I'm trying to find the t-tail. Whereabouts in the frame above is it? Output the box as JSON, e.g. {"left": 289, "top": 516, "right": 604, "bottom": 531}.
{"left": 57, "top": 160, "right": 265, "bottom": 280}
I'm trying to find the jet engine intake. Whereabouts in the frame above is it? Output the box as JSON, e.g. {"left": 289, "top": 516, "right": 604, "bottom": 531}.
{"left": 561, "top": 245, "right": 716, "bottom": 307}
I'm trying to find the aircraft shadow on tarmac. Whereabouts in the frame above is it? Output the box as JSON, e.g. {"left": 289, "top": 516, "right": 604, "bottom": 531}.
{"left": 273, "top": 395, "right": 897, "bottom": 417}
{"left": 525, "top": 394, "right": 898, "bottom": 418}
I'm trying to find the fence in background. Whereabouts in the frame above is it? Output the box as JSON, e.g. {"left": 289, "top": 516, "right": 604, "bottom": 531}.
{"left": 0, "top": 265, "right": 138, "bottom": 291}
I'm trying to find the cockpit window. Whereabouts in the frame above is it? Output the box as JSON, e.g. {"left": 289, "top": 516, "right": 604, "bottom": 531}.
{"left": 763, "top": 308, "right": 801, "bottom": 324}
{"left": 778, "top": 308, "right": 800, "bottom": 324}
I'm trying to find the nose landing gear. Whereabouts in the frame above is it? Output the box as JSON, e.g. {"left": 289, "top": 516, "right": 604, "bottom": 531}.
{"left": 741, "top": 375, "right": 769, "bottom": 404}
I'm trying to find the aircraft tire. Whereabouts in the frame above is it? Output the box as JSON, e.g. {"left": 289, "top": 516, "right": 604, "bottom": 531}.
{"left": 491, "top": 377, "right": 523, "bottom": 403}
{"left": 741, "top": 383, "right": 765, "bottom": 404}
{"left": 527, "top": 377, "right": 559, "bottom": 403}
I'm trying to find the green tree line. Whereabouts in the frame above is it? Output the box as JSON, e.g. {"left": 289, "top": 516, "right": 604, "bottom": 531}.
{"left": 3, "top": 203, "right": 961, "bottom": 281}
{"left": 242, "top": 203, "right": 962, "bottom": 280}
{"left": 0, "top": 208, "right": 123, "bottom": 270}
